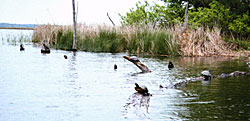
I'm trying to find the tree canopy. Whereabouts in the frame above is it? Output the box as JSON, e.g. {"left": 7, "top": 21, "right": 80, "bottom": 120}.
{"left": 119, "top": 0, "right": 250, "bottom": 38}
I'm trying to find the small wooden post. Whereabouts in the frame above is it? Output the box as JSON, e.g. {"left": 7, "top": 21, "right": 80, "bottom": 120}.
{"left": 72, "top": 0, "right": 77, "bottom": 51}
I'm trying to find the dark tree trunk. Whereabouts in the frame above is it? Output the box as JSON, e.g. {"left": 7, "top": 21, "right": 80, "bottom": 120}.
{"left": 72, "top": 0, "right": 77, "bottom": 51}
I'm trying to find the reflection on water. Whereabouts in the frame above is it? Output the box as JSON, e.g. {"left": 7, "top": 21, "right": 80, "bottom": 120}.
{"left": 0, "top": 29, "right": 250, "bottom": 121}
{"left": 122, "top": 93, "right": 151, "bottom": 120}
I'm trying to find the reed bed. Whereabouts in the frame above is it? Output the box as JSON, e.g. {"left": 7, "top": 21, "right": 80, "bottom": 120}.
{"left": 177, "top": 25, "right": 250, "bottom": 57}
{"left": 32, "top": 24, "right": 249, "bottom": 57}
{"left": 0, "top": 30, "right": 32, "bottom": 45}
{"left": 32, "top": 24, "right": 179, "bottom": 56}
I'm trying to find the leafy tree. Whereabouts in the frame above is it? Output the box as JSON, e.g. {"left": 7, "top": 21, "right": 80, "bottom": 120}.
{"left": 229, "top": 11, "right": 250, "bottom": 37}
{"left": 120, "top": 0, "right": 250, "bottom": 39}
{"left": 119, "top": 1, "right": 152, "bottom": 26}
{"left": 189, "top": 1, "right": 230, "bottom": 28}
{"left": 119, "top": 0, "right": 185, "bottom": 27}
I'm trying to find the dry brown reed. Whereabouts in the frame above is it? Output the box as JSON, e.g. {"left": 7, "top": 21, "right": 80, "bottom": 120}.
{"left": 32, "top": 24, "right": 71, "bottom": 44}
{"left": 177, "top": 25, "right": 250, "bottom": 57}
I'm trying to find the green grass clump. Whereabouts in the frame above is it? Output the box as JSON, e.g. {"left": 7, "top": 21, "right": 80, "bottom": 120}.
{"left": 53, "top": 29, "right": 74, "bottom": 50}
{"left": 80, "top": 29, "right": 126, "bottom": 53}
{"left": 127, "top": 28, "right": 179, "bottom": 56}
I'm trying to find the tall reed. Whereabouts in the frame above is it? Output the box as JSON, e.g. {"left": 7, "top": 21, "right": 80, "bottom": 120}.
{"left": 177, "top": 25, "right": 250, "bottom": 57}
{"left": 32, "top": 24, "right": 249, "bottom": 57}
{"left": 32, "top": 24, "right": 180, "bottom": 56}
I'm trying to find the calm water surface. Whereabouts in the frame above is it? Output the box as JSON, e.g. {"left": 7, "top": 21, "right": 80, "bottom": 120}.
{"left": 0, "top": 29, "right": 250, "bottom": 121}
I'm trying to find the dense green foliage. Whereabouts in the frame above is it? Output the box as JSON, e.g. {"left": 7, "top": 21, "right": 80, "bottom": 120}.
{"left": 81, "top": 29, "right": 127, "bottom": 53}
{"left": 53, "top": 29, "right": 74, "bottom": 50}
{"left": 127, "top": 28, "right": 179, "bottom": 55}
{"left": 119, "top": 0, "right": 250, "bottom": 40}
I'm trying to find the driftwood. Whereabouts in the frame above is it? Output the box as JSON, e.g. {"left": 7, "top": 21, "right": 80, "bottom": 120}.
{"left": 123, "top": 56, "right": 151, "bottom": 73}
{"left": 122, "top": 83, "right": 151, "bottom": 119}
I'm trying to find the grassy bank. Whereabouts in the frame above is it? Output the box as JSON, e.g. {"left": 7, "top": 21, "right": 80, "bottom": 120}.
{"left": 32, "top": 24, "right": 179, "bottom": 56}
{"left": 32, "top": 24, "right": 250, "bottom": 57}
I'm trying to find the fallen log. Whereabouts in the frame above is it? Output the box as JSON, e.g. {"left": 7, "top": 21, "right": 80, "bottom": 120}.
{"left": 123, "top": 56, "right": 151, "bottom": 73}
{"left": 160, "top": 70, "right": 250, "bottom": 89}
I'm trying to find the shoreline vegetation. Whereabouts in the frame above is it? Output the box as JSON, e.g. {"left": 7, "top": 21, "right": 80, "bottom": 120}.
{"left": 2, "top": 0, "right": 250, "bottom": 57}
{"left": 32, "top": 24, "right": 179, "bottom": 56}
{"left": 32, "top": 24, "right": 250, "bottom": 57}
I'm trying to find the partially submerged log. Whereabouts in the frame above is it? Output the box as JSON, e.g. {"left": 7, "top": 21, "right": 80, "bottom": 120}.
{"left": 122, "top": 92, "right": 151, "bottom": 119}
{"left": 160, "top": 70, "right": 250, "bottom": 89}
{"left": 216, "top": 71, "right": 250, "bottom": 78}
{"left": 123, "top": 56, "right": 151, "bottom": 73}
{"left": 122, "top": 83, "right": 151, "bottom": 119}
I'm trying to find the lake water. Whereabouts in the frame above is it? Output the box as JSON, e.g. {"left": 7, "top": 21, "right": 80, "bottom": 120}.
{"left": 0, "top": 29, "right": 250, "bottom": 121}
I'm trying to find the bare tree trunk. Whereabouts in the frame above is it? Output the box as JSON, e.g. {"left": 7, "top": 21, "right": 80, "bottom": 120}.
{"left": 183, "top": 2, "right": 189, "bottom": 33}
{"left": 72, "top": 0, "right": 77, "bottom": 51}
{"left": 107, "top": 12, "right": 115, "bottom": 26}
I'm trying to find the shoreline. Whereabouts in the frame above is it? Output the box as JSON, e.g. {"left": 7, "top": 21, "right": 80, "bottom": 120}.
{"left": 0, "top": 27, "right": 34, "bottom": 30}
